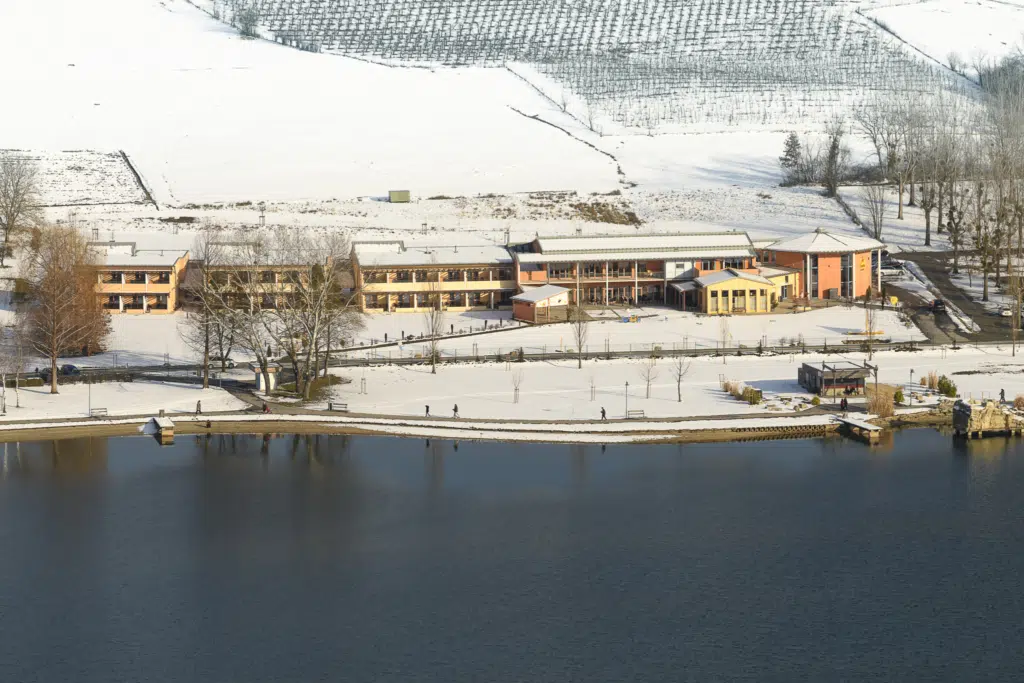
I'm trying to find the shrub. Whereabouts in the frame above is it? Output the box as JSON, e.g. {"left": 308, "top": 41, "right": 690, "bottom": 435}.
{"left": 893, "top": 388, "right": 904, "bottom": 405}
{"left": 927, "top": 370, "right": 939, "bottom": 390}
{"left": 937, "top": 375, "right": 957, "bottom": 398}
{"left": 868, "top": 391, "right": 895, "bottom": 418}
{"left": 743, "top": 387, "right": 762, "bottom": 405}
{"left": 810, "top": 396, "right": 821, "bottom": 406}
{"left": 1015, "top": 395, "right": 1024, "bottom": 410}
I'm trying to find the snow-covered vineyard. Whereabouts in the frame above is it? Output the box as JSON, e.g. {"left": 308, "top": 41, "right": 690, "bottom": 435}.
{"left": 201, "top": 0, "right": 973, "bottom": 131}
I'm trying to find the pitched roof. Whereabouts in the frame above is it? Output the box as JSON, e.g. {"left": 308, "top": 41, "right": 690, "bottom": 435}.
{"left": 533, "top": 232, "right": 753, "bottom": 254}
{"left": 353, "top": 242, "right": 512, "bottom": 267}
{"left": 695, "top": 269, "right": 774, "bottom": 287}
{"left": 512, "top": 284, "right": 570, "bottom": 303}
{"left": 766, "top": 229, "right": 884, "bottom": 254}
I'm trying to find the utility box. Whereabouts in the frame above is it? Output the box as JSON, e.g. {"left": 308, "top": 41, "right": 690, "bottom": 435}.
{"left": 388, "top": 190, "right": 411, "bottom": 203}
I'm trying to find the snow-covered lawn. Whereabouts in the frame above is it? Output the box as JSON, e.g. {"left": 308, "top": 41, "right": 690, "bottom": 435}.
{"left": 839, "top": 184, "right": 948, "bottom": 253}
{"left": 866, "top": 0, "right": 1024, "bottom": 78}
{"left": 328, "top": 345, "right": 1024, "bottom": 421}
{"left": 350, "top": 306, "right": 923, "bottom": 358}
{"left": 0, "top": 381, "right": 246, "bottom": 420}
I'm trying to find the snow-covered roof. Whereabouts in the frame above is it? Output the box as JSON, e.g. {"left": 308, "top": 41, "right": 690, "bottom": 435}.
{"left": 516, "top": 247, "right": 753, "bottom": 264}
{"left": 695, "top": 269, "right": 774, "bottom": 287}
{"left": 354, "top": 242, "right": 512, "bottom": 267}
{"left": 758, "top": 266, "right": 800, "bottom": 279}
{"left": 93, "top": 245, "right": 188, "bottom": 268}
{"left": 512, "top": 285, "right": 569, "bottom": 303}
{"left": 766, "top": 229, "right": 884, "bottom": 254}
{"left": 669, "top": 281, "right": 699, "bottom": 293}
{"left": 535, "top": 232, "right": 754, "bottom": 256}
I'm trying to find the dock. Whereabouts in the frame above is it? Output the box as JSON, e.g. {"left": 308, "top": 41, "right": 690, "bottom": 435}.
{"left": 153, "top": 417, "right": 175, "bottom": 445}
{"left": 835, "top": 415, "right": 882, "bottom": 444}
{"left": 953, "top": 400, "right": 1024, "bottom": 439}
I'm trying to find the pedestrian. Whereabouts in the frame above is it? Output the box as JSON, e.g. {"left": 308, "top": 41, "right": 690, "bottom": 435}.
{"left": 451, "top": 323, "right": 454, "bottom": 335}
{"left": 425, "top": 405, "right": 430, "bottom": 417}
{"left": 1000, "top": 388, "right": 1006, "bottom": 403}
{"left": 195, "top": 400, "right": 202, "bottom": 417}
{"left": 453, "top": 404, "right": 459, "bottom": 418}
{"left": 384, "top": 333, "right": 388, "bottom": 342}
{"left": 601, "top": 407, "right": 607, "bottom": 421}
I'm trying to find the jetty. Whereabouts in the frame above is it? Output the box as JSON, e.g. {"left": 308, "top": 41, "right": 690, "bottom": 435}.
{"left": 835, "top": 415, "right": 882, "bottom": 444}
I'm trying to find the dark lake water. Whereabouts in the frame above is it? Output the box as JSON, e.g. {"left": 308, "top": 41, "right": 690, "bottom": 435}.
{"left": 1, "top": 430, "right": 1023, "bottom": 682}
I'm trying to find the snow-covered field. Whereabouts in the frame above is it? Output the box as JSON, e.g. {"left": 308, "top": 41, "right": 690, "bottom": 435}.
{"left": 348, "top": 306, "right": 924, "bottom": 357}
{"left": 0, "top": 381, "right": 246, "bottom": 420}
{"left": 0, "top": 0, "right": 619, "bottom": 206}
{"left": 866, "top": 0, "right": 1024, "bottom": 77}
{"left": 1, "top": 150, "right": 148, "bottom": 207}
{"left": 328, "top": 345, "right": 1024, "bottom": 421}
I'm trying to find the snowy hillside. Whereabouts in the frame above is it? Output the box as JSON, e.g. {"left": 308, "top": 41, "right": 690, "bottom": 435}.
{"left": 0, "top": 0, "right": 619, "bottom": 205}
{"left": 866, "top": 0, "right": 1024, "bottom": 77}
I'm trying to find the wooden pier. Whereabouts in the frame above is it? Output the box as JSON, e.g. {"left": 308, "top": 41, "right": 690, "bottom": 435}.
{"left": 835, "top": 416, "right": 882, "bottom": 444}
{"left": 153, "top": 417, "right": 175, "bottom": 445}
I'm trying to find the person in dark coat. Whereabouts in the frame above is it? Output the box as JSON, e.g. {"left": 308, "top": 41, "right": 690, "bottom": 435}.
{"left": 453, "top": 404, "right": 459, "bottom": 418}
{"left": 425, "top": 405, "right": 430, "bottom": 417}
{"left": 601, "top": 407, "right": 607, "bottom": 421}
{"left": 195, "top": 400, "right": 202, "bottom": 416}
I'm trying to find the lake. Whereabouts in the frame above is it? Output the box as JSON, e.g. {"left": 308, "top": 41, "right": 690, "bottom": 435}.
{"left": 1, "top": 430, "right": 1023, "bottom": 682}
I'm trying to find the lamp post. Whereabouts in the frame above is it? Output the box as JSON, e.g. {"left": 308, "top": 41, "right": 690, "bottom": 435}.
{"left": 910, "top": 369, "right": 914, "bottom": 388}
{"left": 625, "top": 381, "right": 629, "bottom": 419}
{"left": 87, "top": 378, "right": 91, "bottom": 416}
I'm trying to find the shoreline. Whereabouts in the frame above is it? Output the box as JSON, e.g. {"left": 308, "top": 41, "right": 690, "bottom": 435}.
{"left": 0, "top": 407, "right": 953, "bottom": 445}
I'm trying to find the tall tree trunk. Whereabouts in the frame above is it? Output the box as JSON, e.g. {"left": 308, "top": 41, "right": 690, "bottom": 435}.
{"left": 924, "top": 205, "right": 932, "bottom": 247}
{"left": 898, "top": 179, "right": 905, "bottom": 219}
{"left": 909, "top": 171, "right": 916, "bottom": 206}
{"left": 50, "top": 355, "right": 58, "bottom": 395}
{"left": 202, "top": 313, "right": 210, "bottom": 389}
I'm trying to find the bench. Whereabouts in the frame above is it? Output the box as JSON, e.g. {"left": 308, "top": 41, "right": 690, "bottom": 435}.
{"left": 326, "top": 402, "right": 349, "bottom": 413}
{"left": 626, "top": 409, "right": 645, "bottom": 419}
{"left": 89, "top": 408, "right": 108, "bottom": 417}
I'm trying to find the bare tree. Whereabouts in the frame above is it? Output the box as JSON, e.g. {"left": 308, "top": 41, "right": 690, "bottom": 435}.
{"left": 21, "top": 226, "right": 108, "bottom": 394}
{"left": 234, "top": 2, "right": 260, "bottom": 37}
{"left": 512, "top": 370, "right": 523, "bottom": 404}
{"left": 422, "top": 280, "right": 444, "bottom": 375}
{"left": 568, "top": 304, "right": 589, "bottom": 369}
{"left": 639, "top": 357, "right": 658, "bottom": 399}
{"left": 862, "top": 184, "right": 887, "bottom": 239}
{"left": 177, "top": 228, "right": 225, "bottom": 389}
{"left": 0, "top": 324, "right": 28, "bottom": 412}
{"left": 671, "top": 356, "right": 691, "bottom": 403}
{"left": 0, "top": 156, "right": 43, "bottom": 268}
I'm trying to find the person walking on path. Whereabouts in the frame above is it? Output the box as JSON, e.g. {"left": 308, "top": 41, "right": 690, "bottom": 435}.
{"left": 1001, "top": 388, "right": 1006, "bottom": 403}
{"left": 425, "top": 405, "right": 430, "bottom": 417}
{"left": 453, "top": 404, "right": 459, "bottom": 418}
{"left": 195, "top": 400, "right": 202, "bottom": 417}
{"left": 601, "top": 407, "right": 607, "bottom": 421}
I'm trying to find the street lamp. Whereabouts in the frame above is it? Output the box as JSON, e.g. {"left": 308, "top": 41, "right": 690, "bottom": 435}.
{"left": 625, "top": 381, "right": 629, "bottom": 419}
{"left": 910, "top": 369, "right": 914, "bottom": 388}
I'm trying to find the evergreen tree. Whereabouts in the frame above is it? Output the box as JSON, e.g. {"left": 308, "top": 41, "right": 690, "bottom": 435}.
{"left": 779, "top": 132, "right": 801, "bottom": 171}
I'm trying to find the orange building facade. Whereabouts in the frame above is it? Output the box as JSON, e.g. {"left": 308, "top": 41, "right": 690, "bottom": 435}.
{"left": 760, "top": 230, "right": 884, "bottom": 300}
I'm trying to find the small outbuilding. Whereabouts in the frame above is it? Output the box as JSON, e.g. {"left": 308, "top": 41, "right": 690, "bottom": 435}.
{"left": 388, "top": 190, "right": 411, "bottom": 203}
{"left": 798, "top": 361, "right": 873, "bottom": 397}
{"left": 512, "top": 284, "right": 570, "bottom": 323}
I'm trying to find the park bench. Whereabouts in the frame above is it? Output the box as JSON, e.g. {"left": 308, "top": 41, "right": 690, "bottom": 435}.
{"left": 626, "top": 409, "right": 645, "bottom": 419}
{"left": 326, "top": 402, "right": 349, "bottom": 413}
{"left": 89, "top": 408, "right": 108, "bottom": 418}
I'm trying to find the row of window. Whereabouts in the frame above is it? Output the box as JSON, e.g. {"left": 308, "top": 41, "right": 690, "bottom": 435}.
{"left": 100, "top": 271, "right": 172, "bottom": 285}
{"left": 364, "top": 269, "right": 512, "bottom": 284}
{"left": 364, "top": 292, "right": 514, "bottom": 308}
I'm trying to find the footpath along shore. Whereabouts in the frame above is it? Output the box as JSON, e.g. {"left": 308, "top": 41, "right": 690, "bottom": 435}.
{"left": 0, "top": 400, "right": 954, "bottom": 445}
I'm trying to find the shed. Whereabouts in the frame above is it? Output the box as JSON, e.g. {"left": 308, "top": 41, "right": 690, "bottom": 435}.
{"left": 388, "top": 190, "right": 411, "bottom": 203}
{"left": 512, "top": 285, "right": 570, "bottom": 323}
{"left": 798, "top": 361, "right": 873, "bottom": 397}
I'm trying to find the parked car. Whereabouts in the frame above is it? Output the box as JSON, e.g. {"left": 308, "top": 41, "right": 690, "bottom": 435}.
{"left": 931, "top": 299, "right": 947, "bottom": 314}
{"left": 880, "top": 266, "right": 905, "bottom": 280}
{"left": 209, "top": 355, "right": 236, "bottom": 369}
{"left": 38, "top": 364, "right": 82, "bottom": 382}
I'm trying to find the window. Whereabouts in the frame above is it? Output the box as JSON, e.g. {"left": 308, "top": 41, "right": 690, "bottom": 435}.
{"left": 809, "top": 255, "right": 819, "bottom": 298}
{"left": 709, "top": 290, "right": 719, "bottom": 313}
{"left": 547, "top": 265, "right": 571, "bottom": 279}
{"left": 260, "top": 270, "right": 276, "bottom": 284}
{"left": 414, "top": 270, "right": 429, "bottom": 283}
{"left": 446, "top": 269, "right": 463, "bottom": 281}
{"left": 840, "top": 253, "right": 853, "bottom": 298}
{"left": 583, "top": 264, "right": 602, "bottom": 278}
{"left": 700, "top": 260, "right": 716, "bottom": 271}
{"left": 394, "top": 271, "right": 411, "bottom": 282}
{"left": 724, "top": 259, "right": 746, "bottom": 269}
